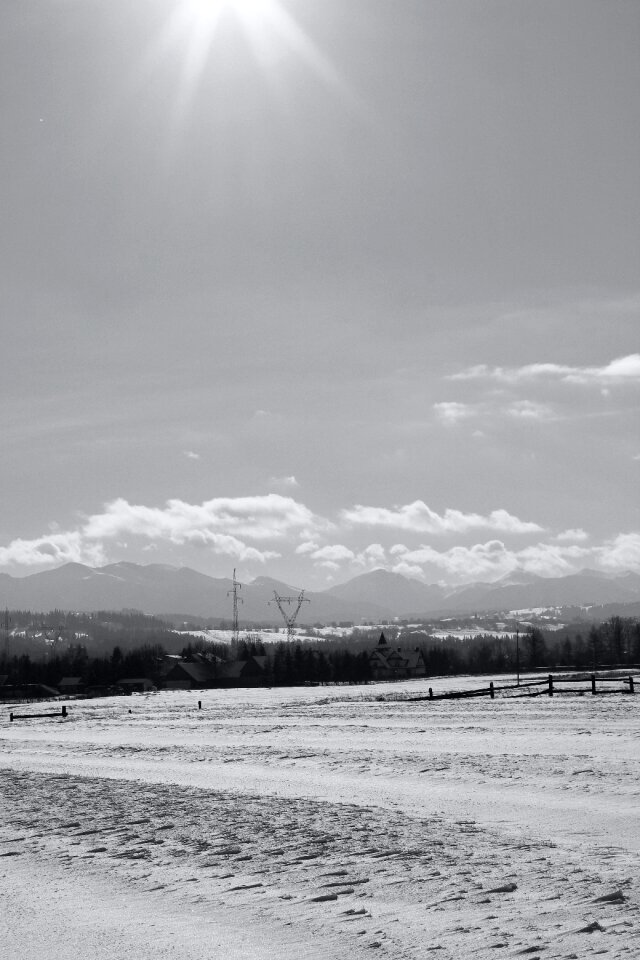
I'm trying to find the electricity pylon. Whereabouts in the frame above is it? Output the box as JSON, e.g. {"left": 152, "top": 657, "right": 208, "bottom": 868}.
{"left": 227, "top": 569, "right": 243, "bottom": 645}
{"left": 3, "top": 608, "right": 10, "bottom": 661}
{"left": 270, "top": 590, "right": 309, "bottom": 642}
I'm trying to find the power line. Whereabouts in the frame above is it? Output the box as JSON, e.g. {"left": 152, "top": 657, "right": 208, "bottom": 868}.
{"left": 227, "top": 569, "right": 243, "bottom": 645}
{"left": 269, "top": 590, "right": 309, "bottom": 642}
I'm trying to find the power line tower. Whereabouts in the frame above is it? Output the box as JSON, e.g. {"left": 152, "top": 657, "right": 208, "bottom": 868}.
{"left": 227, "top": 569, "right": 243, "bottom": 645}
{"left": 2, "top": 608, "right": 10, "bottom": 662}
{"left": 269, "top": 590, "right": 309, "bottom": 642}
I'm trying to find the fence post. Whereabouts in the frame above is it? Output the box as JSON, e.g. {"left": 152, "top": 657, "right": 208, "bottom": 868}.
{"left": 62, "top": 705, "right": 67, "bottom": 718}
{"left": 198, "top": 700, "right": 202, "bottom": 710}
{"left": 429, "top": 687, "right": 433, "bottom": 700}
{"left": 489, "top": 682, "right": 494, "bottom": 699}
{"left": 548, "top": 674, "right": 553, "bottom": 697}
{"left": 629, "top": 676, "right": 635, "bottom": 694}
{"left": 9, "top": 712, "right": 13, "bottom": 722}
{"left": 591, "top": 674, "right": 597, "bottom": 695}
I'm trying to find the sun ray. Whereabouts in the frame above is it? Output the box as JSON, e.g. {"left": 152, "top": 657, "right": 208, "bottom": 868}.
{"left": 149, "top": 0, "right": 357, "bottom": 119}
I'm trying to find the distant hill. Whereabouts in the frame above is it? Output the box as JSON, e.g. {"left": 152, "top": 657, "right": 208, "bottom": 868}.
{"left": 0, "top": 563, "right": 389, "bottom": 624}
{"left": 325, "top": 569, "right": 448, "bottom": 614}
{"left": 321, "top": 568, "right": 640, "bottom": 617}
{"left": 0, "top": 562, "right": 639, "bottom": 622}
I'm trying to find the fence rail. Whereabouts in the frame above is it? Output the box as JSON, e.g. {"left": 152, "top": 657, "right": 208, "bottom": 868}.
{"left": 409, "top": 672, "right": 639, "bottom": 702}
{"left": 9, "top": 706, "right": 68, "bottom": 722}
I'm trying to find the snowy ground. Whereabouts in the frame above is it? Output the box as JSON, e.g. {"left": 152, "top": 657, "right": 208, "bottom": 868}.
{"left": 1, "top": 678, "right": 639, "bottom": 959}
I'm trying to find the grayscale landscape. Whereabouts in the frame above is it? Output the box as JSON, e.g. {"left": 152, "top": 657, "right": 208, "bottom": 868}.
{"left": 1, "top": 0, "right": 639, "bottom": 956}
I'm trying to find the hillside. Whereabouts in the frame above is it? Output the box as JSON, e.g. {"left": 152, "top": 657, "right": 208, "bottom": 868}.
{"left": 1, "top": 562, "right": 639, "bottom": 622}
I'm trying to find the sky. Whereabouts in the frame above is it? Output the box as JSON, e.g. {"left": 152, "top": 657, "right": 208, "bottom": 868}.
{"left": 1, "top": 0, "right": 639, "bottom": 589}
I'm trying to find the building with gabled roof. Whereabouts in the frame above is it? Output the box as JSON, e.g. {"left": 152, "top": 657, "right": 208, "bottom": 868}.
{"left": 368, "top": 632, "right": 427, "bottom": 680}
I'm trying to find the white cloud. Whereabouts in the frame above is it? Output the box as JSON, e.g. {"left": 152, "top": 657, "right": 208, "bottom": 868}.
{"left": 0, "top": 532, "right": 106, "bottom": 568}
{"left": 82, "top": 494, "right": 324, "bottom": 543}
{"left": 294, "top": 541, "right": 389, "bottom": 574}
{"left": 0, "top": 495, "right": 326, "bottom": 571}
{"left": 391, "top": 540, "right": 518, "bottom": 581}
{"left": 598, "top": 532, "right": 640, "bottom": 573}
{"left": 295, "top": 540, "right": 320, "bottom": 555}
{"left": 433, "top": 401, "right": 477, "bottom": 424}
{"left": 184, "top": 450, "right": 201, "bottom": 460}
{"left": 389, "top": 532, "right": 640, "bottom": 583}
{"left": 449, "top": 354, "right": 640, "bottom": 386}
{"left": 555, "top": 528, "right": 589, "bottom": 542}
{"left": 507, "top": 400, "right": 556, "bottom": 420}
{"left": 356, "top": 543, "right": 387, "bottom": 566}
{"left": 306, "top": 544, "right": 356, "bottom": 564}
{"left": 342, "top": 500, "right": 543, "bottom": 535}
{"left": 269, "top": 475, "right": 299, "bottom": 489}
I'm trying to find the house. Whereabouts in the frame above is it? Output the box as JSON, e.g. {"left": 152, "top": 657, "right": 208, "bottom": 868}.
{"left": 163, "top": 659, "right": 218, "bottom": 690}
{"left": 216, "top": 656, "right": 267, "bottom": 688}
{"left": 0, "top": 682, "right": 60, "bottom": 701}
{"left": 58, "top": 676, "right": 85, "bottom": 696}
{"left": 117, "top": 678, "right": 157, "bottom": 694}
{"left": 161, "top": 654, "right": 268, "bottom": 689}
{"left": 368, "top": 633, "right": 427, "bottom": 681}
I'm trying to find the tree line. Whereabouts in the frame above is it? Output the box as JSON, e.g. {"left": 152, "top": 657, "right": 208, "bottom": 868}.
{"left": 1, "top": 611, "right": 638, "bottom": 690}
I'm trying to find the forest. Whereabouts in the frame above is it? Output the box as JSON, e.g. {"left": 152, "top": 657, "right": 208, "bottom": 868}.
{"left": 0, "top": 609, "right": 639, "bottom": 691}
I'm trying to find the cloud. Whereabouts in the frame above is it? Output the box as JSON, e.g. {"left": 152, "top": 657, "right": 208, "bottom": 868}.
{"left": 0, "top": 495, "right": 328, "bottom": 571}
{"left": 433, "top": 401, "right": 477, "bottom": 424}
{"left": 555, "top": 528, "right": 589, "bottom": 543}
{"left": 507, "top": 400, "right": 556, "bottom": 420}
{"left": 304, "top": 544, "right": 356, "bottom": 570}
{"left": 342, "top": 501, "right": 543, "bottom": 535}
{"left": 389, "top": 532, "right": 640, "bottom": 582}
{"left": 598, "top": 532, "right": 640, "bottom": 573}
{"left": 0, "top": 532, "right": 106, "bottom": 568}
{"left": 82, "top": 494, "right": 324, "bottom": 543}
{"left": 296, "top": 541, "right": 388, "bottom": 573}
{"left": 269, "top": 475, "right": 300, "bottom": 489}
{"left": 184, "top": 450, "right": 201, "bottom": 460}
{"left": 391, "top": 540, "right": 519, "bottom": 581}
{"left": 449, "top": 354, "right": 640, "bottom": 386}
{"left": 295, "top": 540, "right": 320, "bottom": 555}
{"left": 295, "top": 532, "right": 640, "bottom": 583}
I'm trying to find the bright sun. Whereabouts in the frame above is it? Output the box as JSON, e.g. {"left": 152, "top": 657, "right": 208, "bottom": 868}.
{"left": 154, "top": 0, "right": 345, "bottom": 127}
{"left": 183, "top": 0, "right": 274, "bottom": 27}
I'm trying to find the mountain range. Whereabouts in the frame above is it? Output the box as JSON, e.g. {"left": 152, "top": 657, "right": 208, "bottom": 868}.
{"left": 2, "top": 562, "right": 640, "bottom": 622}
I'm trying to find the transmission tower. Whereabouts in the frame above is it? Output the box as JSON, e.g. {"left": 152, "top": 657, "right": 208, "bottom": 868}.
{"left": 3, "top": 608, "right": 10, "bottom": 661}
{"left": 269, "top": 590, "right": 309, "bottom": 642}
{"left": 227, "top": 569, "right": 243, "bottom": 645}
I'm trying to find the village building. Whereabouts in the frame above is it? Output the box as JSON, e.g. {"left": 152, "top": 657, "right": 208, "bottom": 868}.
{"left": 117, "top": 677, "right": 157, "bottom": 693}
{"left": 163, "top": 659, "right": 219, "bottom": 690}
{"left": 161, "top": 653, "right": 267, "bottom": 690}
{"left": 57, "top": 676, "right": 85, "bottom": 696}
{"left": 216, "top": 656, "right": 268, "bottom": 688}
{"left": 368, "top": 632, "right": 427, "bottom": 681}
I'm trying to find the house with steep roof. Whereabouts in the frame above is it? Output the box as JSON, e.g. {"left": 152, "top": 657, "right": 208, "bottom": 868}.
{"left": 368, "top": 632, "right": 426, "bottom": 681}
{"left": 216, "top": 656, "right": 267, "bottom": 687}
{"left": 163, "top": 659, "right": 219, "bottom": 690}
{"left": 58, "top": 676, "right": 85, "bottom": 696}
{"left": 162, "top": 654, "right": 268, "bottom": 689}
{"left": 117, "top": 677, "right": 157, "bottom": 693}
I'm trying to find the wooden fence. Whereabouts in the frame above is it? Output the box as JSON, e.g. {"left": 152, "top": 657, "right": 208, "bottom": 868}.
{"left": 410, "top": 672, "right": 639, "bottom": 702}
{"left": 9, "top": 705, "right": 68, "bottom": 722}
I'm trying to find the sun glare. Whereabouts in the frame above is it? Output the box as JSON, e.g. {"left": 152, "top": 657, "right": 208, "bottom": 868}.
{"left": 183, "top": 0, "right": 273, "bottom": 28}
{"left": 146, "top": 0, "right": 352, "bottom": 142}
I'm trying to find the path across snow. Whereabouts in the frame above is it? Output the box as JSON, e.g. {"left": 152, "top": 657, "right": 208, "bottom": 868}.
{"left": 1, "top": 678, "right": 639, "bottom": 959}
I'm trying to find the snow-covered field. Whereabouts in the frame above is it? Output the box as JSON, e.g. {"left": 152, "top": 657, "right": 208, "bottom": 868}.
{"left": 1, "top": 678, "right": 639, "bottom": 959}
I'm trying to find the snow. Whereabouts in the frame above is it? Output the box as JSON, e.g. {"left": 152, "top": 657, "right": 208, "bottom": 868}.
{"left": 1, "top": 678, "right": 639, "bottom": 959}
